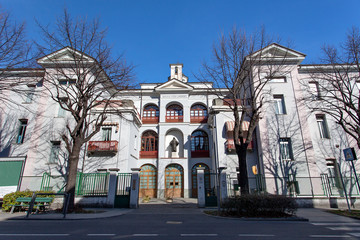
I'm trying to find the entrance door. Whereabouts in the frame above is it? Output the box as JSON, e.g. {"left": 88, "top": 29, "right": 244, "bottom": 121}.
{"left": 165, "top": 164, "right": 183, "bottom": 198}
{"left": 139, "top": 164, "right": 157, "bottom": 198}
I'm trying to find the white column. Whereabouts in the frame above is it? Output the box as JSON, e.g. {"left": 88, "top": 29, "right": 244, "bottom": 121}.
{"left": 220, "top": 170, "right": 228, "bottom": 203}
{"left": 106, "top": 168, "right": 119, "bottom": 207}
{"left": 130, "top": 168, "right": 141, "bottom": 209}
{"left": 197, "top": 167, "right": 206, "bottom": 208}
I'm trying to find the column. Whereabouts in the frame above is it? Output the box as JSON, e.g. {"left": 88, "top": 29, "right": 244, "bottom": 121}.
{"left": 106, "top": 168, "right": 119, "bottom": 207}
{"left": 130, "top": 168, "right": 141, "bottom": 209}
{"left": 197, "top": 167, "right": 206, "bottom": 208}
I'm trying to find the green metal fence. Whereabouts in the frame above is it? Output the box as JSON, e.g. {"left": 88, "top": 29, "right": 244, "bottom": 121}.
{"left": 39, "top": 172, "right": 110, "bottom": 196}
{"left": 76, "top": 172, "right": 110, "bottom": 196}
{"left": 227, "top": 174, "right": 360, "bottom": 197}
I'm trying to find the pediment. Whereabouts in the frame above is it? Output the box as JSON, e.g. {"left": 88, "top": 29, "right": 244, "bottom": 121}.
{"left": 37, "top": 47, "right": 94, "bottom": 65}
{"left": 155, "top": 79, "right": 194, "bottom": 92}
{"left": 249, "top": 43, "right": 306, "bottom": 64}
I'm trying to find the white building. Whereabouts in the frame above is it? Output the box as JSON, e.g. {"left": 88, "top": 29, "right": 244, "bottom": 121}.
{"left": 1, "top": 44, "right": 359, "bottom": 202}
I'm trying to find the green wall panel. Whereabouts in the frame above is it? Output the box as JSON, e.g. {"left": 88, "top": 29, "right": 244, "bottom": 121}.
{"left": 0, "top": 161, "right": 23, "bottom": 186}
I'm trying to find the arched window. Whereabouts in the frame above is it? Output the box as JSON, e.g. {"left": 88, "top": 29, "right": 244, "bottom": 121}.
{"left": 191, "top": 130, "right": 209, "bottom": 158}
{"left": 140, "top": 130, "right": 158, "bottom": 158}
{"left": 166, "top": 104, "right": 183, "bottom": 122}
{"left": 142, "top": 105, "right": 159, "bottom": 124}
{"left": 190, "top": 104, "right": 208, "bottom": 123}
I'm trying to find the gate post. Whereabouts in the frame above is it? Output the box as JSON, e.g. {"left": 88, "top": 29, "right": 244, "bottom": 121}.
{"left": 197, "top": 167, "right": 206, "bottom": 208}
{"left": 107, "top": 168, "right": 119, "bottom": 207}
{"left": 130, "top": 168, "right": 141, "bottom": 209}
{"left": 220, "top": 170, "right": 228, "bottom": 203}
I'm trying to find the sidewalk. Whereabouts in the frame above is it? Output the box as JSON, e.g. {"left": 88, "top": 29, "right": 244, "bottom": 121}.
{"left": 0, "top": 208, "right": 133, "bottom": 221}
{"left": 296, "top": 208, "right": 360, "bottom": 223}
{"left": 1, "top": 198, "right": 360, "bottom": 222}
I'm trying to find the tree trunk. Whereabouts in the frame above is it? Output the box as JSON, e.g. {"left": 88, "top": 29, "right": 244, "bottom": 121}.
{"left": 65, "top": 141, "right": 82, "bottom": 212}
{"left": 236, "top": 144, "right": 249, "bottom": 195}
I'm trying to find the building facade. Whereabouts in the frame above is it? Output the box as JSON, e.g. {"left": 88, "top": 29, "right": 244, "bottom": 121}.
{"left": 0, "top": 44, "right": 359, "bottom": 200}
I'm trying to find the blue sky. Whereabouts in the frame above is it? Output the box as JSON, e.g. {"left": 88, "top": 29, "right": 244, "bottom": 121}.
{"left": 2, "top": 0, "right": 360, "bottom": 84}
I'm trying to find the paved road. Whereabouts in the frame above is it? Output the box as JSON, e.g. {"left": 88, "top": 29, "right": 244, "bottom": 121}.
{"left": 1, "top": 204, "right": 360, "bottom": 239}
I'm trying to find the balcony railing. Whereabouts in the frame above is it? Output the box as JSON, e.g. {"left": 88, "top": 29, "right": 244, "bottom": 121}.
{"left": 226, "top": 139, "right": 253, "bottom": 152}
{"left": 191, "top": 150, "right": 210, "bottom": 158}
{"left": 88, "top": 141, "right": 118, "bottom": 152}
{"left": 190, "top": 116, "right": 208, "bottom": 123}
{"left": 166, "top": 115, "right": 183, "bottom": 122}
{"left": 140, "top": 151, "right": 158, "bottom": 158}
{"left": 142, "top": 116, "right": 159, "bottom": 124}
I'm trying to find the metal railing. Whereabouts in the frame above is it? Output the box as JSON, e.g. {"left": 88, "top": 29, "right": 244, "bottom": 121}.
{"left": 226, "top": 174, "right": 360, "bottom": 198}
{"left": 76, "top": 172, "right": 109, "bottom": 196}
{"left": 37, "top": 172, "right": 110, "bottom": 196}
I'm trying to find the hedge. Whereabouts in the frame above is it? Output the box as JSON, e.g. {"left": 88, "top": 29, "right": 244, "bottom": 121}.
{"left": 221, "top": 194, "right": 298, "bottom": 217}
{"left": 1, "top": 190, "right": 55, "bottom": 212}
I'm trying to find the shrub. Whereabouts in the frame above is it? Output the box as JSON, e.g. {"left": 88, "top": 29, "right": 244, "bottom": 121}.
{"left": 221, "top": 194, "right": 298, "bottom": 217}
{"left": 1, "top": 190, "right": 55, "bottom": 212}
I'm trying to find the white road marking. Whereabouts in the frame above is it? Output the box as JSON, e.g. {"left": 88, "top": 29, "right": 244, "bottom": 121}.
{"left": 166, "top": 221, "right": 182, "bottom": 224}
{"left": 0, "top": 234, "right": 70, "bottom": 236}
{"left": 312, "top": 223, "right": 360, "bottom": 226}
{"left": 309, "top": 235, "right": 350, "bottom": 238}
{"left": 88, "top": 234, "right": 116, "bottom": 236}
{"left": 181, "top": 234, "right": 218, "bottom": 237}
{"left": 238, "top": 234, "right": 275, "bottom": 237}
{"left": 328, "top": 227, "right": 360, "bottom": 231}
{"left": 133, "top": 234, "right": 160, "bottom": 236}
{"left": 348, "top": 233, "right": 360, "bottom": 237}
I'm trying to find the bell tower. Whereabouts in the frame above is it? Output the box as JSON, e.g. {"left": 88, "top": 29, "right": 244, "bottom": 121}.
{"left": 169, "top": 63, "right": 188, "bottom": 82}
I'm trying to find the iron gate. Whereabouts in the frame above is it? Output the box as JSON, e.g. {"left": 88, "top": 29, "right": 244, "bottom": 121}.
{"left": 205, "top": 172, "right": 217, "bottom": 207}
{"left": 114, "top": 173, "right": 132, "bottom": 208}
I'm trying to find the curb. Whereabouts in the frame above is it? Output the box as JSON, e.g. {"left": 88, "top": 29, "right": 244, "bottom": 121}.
{"left": 202, "top": 210, "right": 309, "bottom": 222}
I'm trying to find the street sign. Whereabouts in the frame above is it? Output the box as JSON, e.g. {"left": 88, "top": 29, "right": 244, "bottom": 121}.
{"left": 343, "top": 148, "right": 357, "bottom": 161}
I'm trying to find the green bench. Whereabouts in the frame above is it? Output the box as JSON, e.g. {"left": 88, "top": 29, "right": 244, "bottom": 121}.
{"left": 10, "top": 197, "right": 53, "bottom": 214}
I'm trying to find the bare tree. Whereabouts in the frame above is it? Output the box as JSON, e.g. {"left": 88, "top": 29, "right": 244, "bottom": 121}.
{"left": 36, "top": 9, "right": 134, "bottom": 210}
{"left": 300, "top": 26, "right": 360, "bottom": 149}
{"left": 197, "top": 27, "right": 292, "bottom": 194}
{"left": 0, "top": 7, "right": 33, "bottom": 107}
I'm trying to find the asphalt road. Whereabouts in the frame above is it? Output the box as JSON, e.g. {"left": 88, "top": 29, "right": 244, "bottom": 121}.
{"left": 1, "top": 204, "right": 360, "bottom": 239}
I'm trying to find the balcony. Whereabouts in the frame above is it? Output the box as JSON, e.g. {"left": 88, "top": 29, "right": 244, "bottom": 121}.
{"left": 226, "top": 139, "right": 253, "bottom": 153}
{"left": 190, "top": 116, "right": 208, "bottom": 124}
{"left": 142, "top": 116, "right": 159, "bottom": 124}
{"left": 166, "top": 115, "right": 183, "bottom": 123}
{"left": 140, "top": 151, "right": 158, "bottom": 158}
{"left": 88, "top": 141, "right": 118, "bottom": 153}
{"left": 191, "top": 150, "right": 210, "bottom": 158}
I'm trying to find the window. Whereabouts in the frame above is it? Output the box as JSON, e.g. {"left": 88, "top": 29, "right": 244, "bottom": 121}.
{"left": 190, "top": 104, "right": 208, "bottom": 123}
{"left": 59, "top": 79, "right": 76, "bottom": 85}
{"left": 140, "top": 131, "right": 158, "bottom": 158}
{"left": 273, "top": 95, "right": 286, "bottom": 114}
{"left": 166, "top": 104, "right": 183, "bottom": 122}
{"left": 49, "top": 141, "right": 60, "bottom": 164}
{"left": 326, "top": 158, "right": 339, "bottom": 187}
{"left": 102, "top": 128, "right": 112, "bottom": 141}
{"left": 142, "top": 105, "right": 159, "bottom": 124}
{"left": 57, "top": 98, "right": 67, "bottom": 117}
{"left": 269, "top": 77, "right": 286, "bottom": 83}
{"left": 279, "top": 138, "right": 293, "bottom": 160}
{"left": 191, "top": 130, "right": 209, "bottom": 157}
{"left": 316, "top": 115, "right": 330, "bottom": 139}
{"left": 309, "top": 82, "right": 321, "bottom": 99}
{"left": 25, "top": 86, "right": 35, "bottom": 103}
{"left": 16, "top": 119, "right": 28, "bottom": 144}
